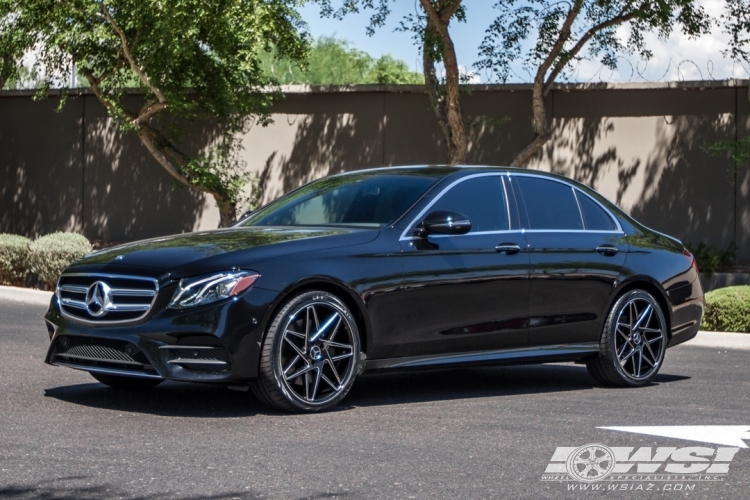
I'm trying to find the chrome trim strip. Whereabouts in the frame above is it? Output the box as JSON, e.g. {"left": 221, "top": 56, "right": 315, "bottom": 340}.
{"left": 167, "top": 359, "right": 228, "bottom": 366}
{"left": 55, "top": 353, "right": 143, "bottom": 366}
{"left": 52, "top": 361, "right": 163, "bottom": 379}
{"left": 56, "top": 273, "right": 160, "bottom": 326}
{"left": 109, "top": 289, "right": 157, "bottom": 297}
{"left": 60, "top": 284, "right": 88, "bottom": 294}
{"left": 61, "top": 298, "right": 87, "bottom": 309}
{"left": 572, "top": 188, "right": 585, "bottom": 228}
{"left": 366, "top": 343, "right": 600, "bottom": 370}
{"left": 158, "top": 345, "right": 219, "bottom": 350}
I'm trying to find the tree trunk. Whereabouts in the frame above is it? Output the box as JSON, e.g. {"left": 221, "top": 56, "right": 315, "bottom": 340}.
{"left": 420, "top": 1, "right": 467, "bottom": 165}
{"left": 215, "top": 195, "right": 237, "bottom": 228}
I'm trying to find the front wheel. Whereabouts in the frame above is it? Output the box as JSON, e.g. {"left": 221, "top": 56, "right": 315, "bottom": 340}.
{"left": 586, "top": 289, "right": 667, "bottom": 387}
{"left": 90, "top": 372, "right": 163, "bottom": 390}
{"left": 252, "top": 291, "right": 361, "bottom": 413}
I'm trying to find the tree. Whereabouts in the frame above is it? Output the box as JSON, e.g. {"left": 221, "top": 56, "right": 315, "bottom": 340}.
{"left": 476, "top": 0, "right": 712, "bottom": 167}
{"left": 317, "top": 0, "right": 469, "bottom": 165}
{"left": 18, "top": 0, "right": 309, "bottom": 226}
{"left": 0, "top": 1, "right": 34, "bottom": 90}
{"left": 260, "top": 36, "right": 423, "bottom": 85}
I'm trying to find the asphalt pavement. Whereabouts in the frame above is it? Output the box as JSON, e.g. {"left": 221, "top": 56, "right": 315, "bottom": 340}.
{"left": 1, "top": 299, "right": 749, "bottom": 499}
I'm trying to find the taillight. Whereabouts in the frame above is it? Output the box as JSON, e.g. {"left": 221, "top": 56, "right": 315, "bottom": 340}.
{"left": 683, "top": 248, "right": 699, "bottom": 273}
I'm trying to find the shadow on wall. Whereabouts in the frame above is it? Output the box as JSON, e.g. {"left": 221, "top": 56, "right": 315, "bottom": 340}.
{"left": 0, "top": 96, "right": 84, "bottom": 237}
{"left": 532, "top": 88, "right": 738, "bottom": 255}
{"left": 82, "top": 95, "right": 212, "bottom": 242}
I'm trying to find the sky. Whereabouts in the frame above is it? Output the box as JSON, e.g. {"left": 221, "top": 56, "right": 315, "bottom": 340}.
{"left": 299, "top": 0, "right": 750, "bottom": 83}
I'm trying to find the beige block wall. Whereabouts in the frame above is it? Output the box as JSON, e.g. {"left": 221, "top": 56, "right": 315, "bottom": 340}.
{"left": 1, "top": 82, "right": 748, "bottom": 259}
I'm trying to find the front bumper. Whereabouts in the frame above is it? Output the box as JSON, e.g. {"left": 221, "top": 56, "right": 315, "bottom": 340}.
{"left": 44, "top": 286, "right": 279, "bottom": 383}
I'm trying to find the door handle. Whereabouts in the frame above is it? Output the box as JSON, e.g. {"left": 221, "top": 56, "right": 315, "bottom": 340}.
{"left": 596, "top": 245, "right": 618, "bottom": 256}
{"left": 496, "top": 243, "right": 521, "bottom": 255}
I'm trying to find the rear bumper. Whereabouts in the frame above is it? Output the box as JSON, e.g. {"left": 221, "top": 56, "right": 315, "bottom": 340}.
{"left": 666, "top": 276, "right": 704, "bottom": 348}
{"left": 44, "top": 286, "right": 280, "bottom": 383}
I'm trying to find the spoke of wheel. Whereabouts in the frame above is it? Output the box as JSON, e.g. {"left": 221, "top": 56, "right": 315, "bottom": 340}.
{"left": 641, "top": 351, "right": 655, "bottom": 367}
{"left": 617, "top": 342, "right": 630, "bottom": 359}
{"left": 643, "top": 339, "right": 657, "bottom": 363}
{"left": 617, "top": 327, "right": 631, "bottom": 342}
{"left": 284, "top": 336, "right": 306, "bottom": 358}
{"left": 320, "top": 339, "right": 352, "bottom": 350}
{"left": 287, "top": 364, "right": 315, "bottom": 381}
{"left": 310, "top": 366, "right": 322, "bottom": 401}
{"left": 283, "top": 354, "right": 301, "bottom": 375}
{"left": 642, "top": 327, "right": 662, "bottom": 334}
{"left": 620, "top": 346, "right": 635, "bottom": 365}
{"left": 311, "top": 305, "right": 320, "bottom": 332}
{"left": 286, "top": 329, "right": 305, "bottom": 339}
{"left": 324, "top": 351, "right": 342, "bottom": 385}
{"left": 632, "top": 303, "right": 653, "bottom": 331}
{"left": 327, "top": 315, "right": 342, "bottom": 342}
{"left": 304, "top": 307, "right": 312, "bottom": 354}
{"left": 647, "top": 334, "right": 663, "bottom": 344}
{"left": 321, "top": 372, "right": 339, "bottom": 391}
{"left": 635, "top": 349, "right": 643, "bottom": 377}
{"left": 304, "top": 371, "right": 311, "bottom": 400}
{"left": 330, "top": 352, "right": 353, "bottom": 362}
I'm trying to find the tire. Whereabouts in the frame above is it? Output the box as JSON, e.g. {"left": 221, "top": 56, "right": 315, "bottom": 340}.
{"left": 586, "top": 289, "right": 667, "bottom": 387}
{"left": 252, "top": 290, "right": 361, "bottom": 413}
{"left": 90, "top": 372, "right": 163, "bottom": 390}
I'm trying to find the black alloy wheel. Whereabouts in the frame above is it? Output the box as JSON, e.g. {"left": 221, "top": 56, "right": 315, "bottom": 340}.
{"left": 253, "top": 291, "right": 361, "bottom": 412}
{"left": 587, "top": 289, "right": 667, "bottom": 387}
{"left": 90, "top": 372, "right": 163, "bottom": 390}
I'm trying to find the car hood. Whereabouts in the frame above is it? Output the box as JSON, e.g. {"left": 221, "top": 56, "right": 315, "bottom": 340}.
{"left": 67, "top": 226, "right": 379, "bottom": 278}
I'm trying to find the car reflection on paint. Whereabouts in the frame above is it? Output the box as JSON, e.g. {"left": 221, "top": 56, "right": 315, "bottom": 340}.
{"left": 43, "top": 166, "right": 704, "bottom": 412}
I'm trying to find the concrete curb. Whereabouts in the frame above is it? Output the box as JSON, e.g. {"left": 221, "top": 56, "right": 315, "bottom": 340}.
{"left": 0, "top": 286, "right": 53, "bottom": 306}
{"left": 685, "top": 331, "right": 750, "bottom": 351}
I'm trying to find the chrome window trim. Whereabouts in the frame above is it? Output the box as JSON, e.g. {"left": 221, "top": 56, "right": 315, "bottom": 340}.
{"left": 508, "top": 172, "right": 624, "bottom": 234}
{"left": 57, "top": 273, "right": 160, "bottom": 326}
{"left": 572, "top": 188, "right": 585, "bottom": 229}
{"left": 399, "top": 172, "right": 512, "bottom": 241}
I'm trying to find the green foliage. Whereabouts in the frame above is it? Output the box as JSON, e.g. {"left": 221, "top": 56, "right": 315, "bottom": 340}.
{"left": 0, "top": 234, "right": 32, "bottom": 286}
{"left": 707, "top": 136, "right": 750, "bottom": 171}
{"left": 260, "top": 36, "right": 423, "bottom": 85}
{"left": 16, "top": 0, "right": 310, "bottom": 224}
{"left": 29, "top": 232, "right": 92, "bottom": 288}
{"left": 686, "top": 241, "right": 737, "bottom": 274}
{"left": 475, "top": 1, "right": 712, "bottom": 83}
{"left": 703, "top": 286, "right": 750, "bottom": 333}
{"left": 0, "top": 1, "right": 35, "bottom": 90}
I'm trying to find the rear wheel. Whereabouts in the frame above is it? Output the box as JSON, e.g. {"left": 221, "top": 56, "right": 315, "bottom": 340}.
{"left": 586, "top": 289, "right": 667, "bottom": 387}
{"left": 252, "top": 291, "right": 361, "bottom": 413}
{"left": 90, "top": 372, "right": 163, "bottom": 390}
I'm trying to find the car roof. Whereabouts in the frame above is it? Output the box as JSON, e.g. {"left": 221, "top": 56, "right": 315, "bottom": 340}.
{"left": 334, "top": 165, "right": 582, "bottom": 184}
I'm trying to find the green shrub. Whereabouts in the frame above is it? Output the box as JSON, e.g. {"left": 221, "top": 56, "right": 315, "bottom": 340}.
{"left": 702, "top": 286, "right": 750, "bottom": 333}
{"left": 29, "top": 232, "right": 92, "bottom": 288}
{"left": 686, "top": 241, "right": 736, "bottom": 274}
{"left": 0, "top": 234, "right": 32, "bottom": 286}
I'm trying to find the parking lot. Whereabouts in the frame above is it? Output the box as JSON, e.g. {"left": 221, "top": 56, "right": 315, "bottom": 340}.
{"left": 1, "top": 299, "right": 749, "bottom": 499}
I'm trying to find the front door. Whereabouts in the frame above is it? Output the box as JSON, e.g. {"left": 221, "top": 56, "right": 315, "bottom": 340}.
{"left": 398, "top": 174, "right": 530, "bottom": 357}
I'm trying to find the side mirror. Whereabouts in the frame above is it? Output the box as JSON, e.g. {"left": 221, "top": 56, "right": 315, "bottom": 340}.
{"left": 418, "top": 210, "right": 471, "bottom": 236}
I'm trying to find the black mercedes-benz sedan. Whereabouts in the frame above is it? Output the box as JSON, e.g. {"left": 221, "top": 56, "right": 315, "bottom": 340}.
{"left": 44, "top": 166, "right": 704, "bottom": 412}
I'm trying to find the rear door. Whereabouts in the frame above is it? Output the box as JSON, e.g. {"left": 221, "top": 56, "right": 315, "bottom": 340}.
{"left": 510, "top": 174, "right": 628, "bottom": 346}
{"left": 397, "top": 173, "right": 530, "bottom": 357}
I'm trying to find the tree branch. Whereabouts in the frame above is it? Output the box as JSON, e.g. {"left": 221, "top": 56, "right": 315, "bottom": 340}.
{"left": 543, "top": 11, "right": 638, "bottom": 96}
{"left": 137, "top": 102, "right": 167, "bottom": 124}
{"left": 99, "top": 6, "right": 166, "bottom": 103}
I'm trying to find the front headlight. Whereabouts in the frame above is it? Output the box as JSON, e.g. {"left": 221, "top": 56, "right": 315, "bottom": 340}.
{"left": 168, "top": 271, "right": 260, "bottom": 309}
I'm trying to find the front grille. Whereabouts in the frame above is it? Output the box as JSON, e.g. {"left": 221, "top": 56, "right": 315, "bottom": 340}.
{"left": 57, "top": 274, "right": 159, "bottom": 323}
{"left": 161, "top": 335, "right": 231, "bottom": 372}
{"left": 51, "top": 334, "right": 157, "bottom": 375}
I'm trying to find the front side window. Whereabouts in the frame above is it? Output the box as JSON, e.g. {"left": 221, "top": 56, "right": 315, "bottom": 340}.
{"left": 514, "top": 176, "right": 583, "bottom": 230}
{"left": 425, "top": 176, "right": 509, "bottom": 233}
{"left": 243, "top": 174, "right": 438, "bottom": 228}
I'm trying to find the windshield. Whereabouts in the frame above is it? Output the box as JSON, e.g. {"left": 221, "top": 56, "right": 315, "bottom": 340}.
{"left": 242, "top": 173, "right": 438, "bottom": 228}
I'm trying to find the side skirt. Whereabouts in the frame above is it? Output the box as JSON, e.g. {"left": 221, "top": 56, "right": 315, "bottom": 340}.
{"left": 365, "top": 343, "right": 600, "bottom": 372}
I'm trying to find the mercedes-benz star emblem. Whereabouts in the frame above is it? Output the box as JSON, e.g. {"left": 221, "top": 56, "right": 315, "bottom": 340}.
{"left": 85, "top": 281, "right": 113, "bottom": 317}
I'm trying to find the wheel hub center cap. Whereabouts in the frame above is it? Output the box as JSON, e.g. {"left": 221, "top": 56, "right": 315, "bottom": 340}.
{"left": 310, "top": 345, "right": 323, "bottom": 361}
{"left": 632, "top": 332, "right": 642, "bottom": 345}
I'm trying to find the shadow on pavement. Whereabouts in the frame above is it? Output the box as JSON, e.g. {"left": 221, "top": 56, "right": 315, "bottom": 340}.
{"left": 43, "top": 363, "right": 690, "bottom": 417}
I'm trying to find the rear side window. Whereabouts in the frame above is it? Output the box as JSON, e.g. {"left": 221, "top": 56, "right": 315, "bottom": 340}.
{"left": 514, "top": 176, "right": 583, "bottom": 230}
{"left": 576, "top": 191, "right": 616, "bottom": 231}
{"left": 427, "top": 176, "right": 509, "bottom": 232}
